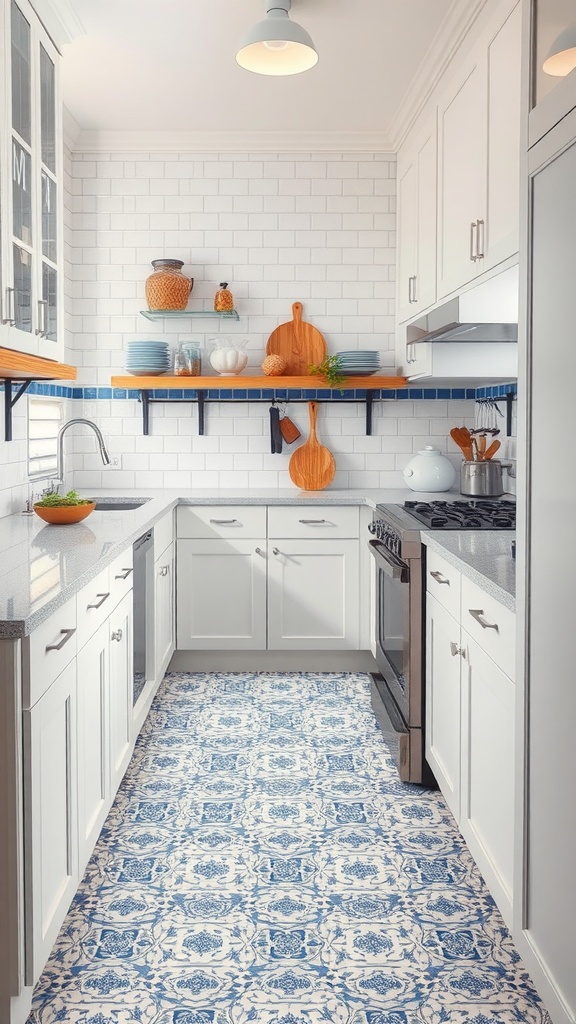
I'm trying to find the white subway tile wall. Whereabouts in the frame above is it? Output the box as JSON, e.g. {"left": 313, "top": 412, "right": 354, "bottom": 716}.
{"left": 66, "top": 149, "right": 475, "bottom": 491}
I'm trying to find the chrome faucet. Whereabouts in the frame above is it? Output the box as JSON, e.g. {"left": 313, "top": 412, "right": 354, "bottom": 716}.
{"left": 56, "top": 418, "right": 111, "bottom": 490}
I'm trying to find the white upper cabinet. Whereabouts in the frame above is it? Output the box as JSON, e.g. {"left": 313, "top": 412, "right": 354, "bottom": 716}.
{"left": 437, "top": 48, "right": 486, "bottom": 299}
{"left": 437, "top": 1, "right": 521, "bottom": 299}
{"left": 0, "top": 0, "right": 64, "bottom": 361}
{"left": 483, "top": 1, "right": 522, "bottom": 272}
{"left": 396, "top": 114, "right": 437, "bottom": 323}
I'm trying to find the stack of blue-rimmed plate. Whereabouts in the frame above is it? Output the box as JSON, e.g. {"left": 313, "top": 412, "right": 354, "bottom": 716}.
{"left": 338, "top": 350, "right": 381, "bottom": 376}
{"left": 126, "top": 340, "right": 171, "bottom": 376}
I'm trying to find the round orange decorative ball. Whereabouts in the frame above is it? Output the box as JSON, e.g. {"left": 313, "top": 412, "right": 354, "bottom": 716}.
{"left": 262, "top": 354, "right": 287, "bottom": 376}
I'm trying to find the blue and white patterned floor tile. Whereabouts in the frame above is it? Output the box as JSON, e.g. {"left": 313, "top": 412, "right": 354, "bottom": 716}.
{"left": 27, "top": 672, "right": 551, "bottom": 1024}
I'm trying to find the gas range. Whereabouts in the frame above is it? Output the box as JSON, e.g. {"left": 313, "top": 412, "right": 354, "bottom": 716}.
{"left": 370, "top": 499, "right": 515, "bottom": 559}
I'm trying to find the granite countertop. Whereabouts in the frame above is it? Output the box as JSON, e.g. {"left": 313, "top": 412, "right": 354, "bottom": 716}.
{"left": 0, "top": 486, "right": 512, "bottom": 637}
{"left": 422, "top": 531, "right": 516, "bottom": 611}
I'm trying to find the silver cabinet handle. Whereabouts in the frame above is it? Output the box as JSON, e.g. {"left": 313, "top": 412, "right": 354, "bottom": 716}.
{"left": 3, "top": 287, "right": 16, "bottom": 325}
{"left": 46, "top": 627, "right": 76, "bottom": 652}
{"left": 450, "top": 641, "right": 464, "bottom": 657}
{"left": 299, "top": 519, "right": 327, "bottom": 525}
{"left": 35, "top": 299, "right": 48, "bottom": 336}
{"left": 159, "top": 564, "right": 169, "bottom": 576}
{"left": 476, "top": 218, "right": 485, "bottom": 259}
{"left": 111, "top": 629, "right": 123, "bottom": 642}
{"left": 469, "top": 221, "right": 478, "bottom": 262}
{"left": 272, "top": 547, "right": 280, "bottom": 556}
{"left": 409, "top": 275, "right": 417, "bottom": 303}
{"left": 406, "top": 342, "right": 417, "bottom": 365}
{"left": 87, "top": 592, "right": 110, "bottom": 610}
{"left": 468, "top": 608, "right": 499, "bottom": 632}
{"left": 115, "top": 567, "right": 133, "bottom": 580}
{"left": 430, "top": 570, "right": 450, "bottom": 585}
{"left": 209, "top": 518, "right": 239, "bottom": 525}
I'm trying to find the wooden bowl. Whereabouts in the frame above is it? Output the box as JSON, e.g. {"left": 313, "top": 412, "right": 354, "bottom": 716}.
{"left": 33, "top": 502, "right": 96, "bottom": 525}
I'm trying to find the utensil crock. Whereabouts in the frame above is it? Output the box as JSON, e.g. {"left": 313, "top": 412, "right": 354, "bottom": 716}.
{"left": 460, "top": 459, "right": 512, "bottom": 497}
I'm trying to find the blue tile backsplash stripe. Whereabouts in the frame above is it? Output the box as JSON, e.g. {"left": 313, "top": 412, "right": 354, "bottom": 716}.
{"left": 2, "top": 381, "right": 518, "bottom": 401}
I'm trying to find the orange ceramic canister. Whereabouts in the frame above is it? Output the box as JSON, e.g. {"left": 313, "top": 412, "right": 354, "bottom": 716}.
{"left": 145, "top": 259, "right": 193, "bottom": 310}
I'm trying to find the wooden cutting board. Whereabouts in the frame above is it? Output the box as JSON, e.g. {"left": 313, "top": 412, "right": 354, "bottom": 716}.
{"left": 289, "top": 402, "right": 335, "bottom": 491}
{"left": 266, "top": 301, "right": 327, "bottom": 375}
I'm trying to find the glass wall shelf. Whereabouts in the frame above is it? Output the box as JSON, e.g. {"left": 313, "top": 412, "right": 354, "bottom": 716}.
{"left": 140, "top": 309, "right": 240, "bottom": 322}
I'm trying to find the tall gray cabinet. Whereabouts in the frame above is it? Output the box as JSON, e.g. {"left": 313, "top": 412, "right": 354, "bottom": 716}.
{"left": 520, "top": 5, "right": 576, "bottom": 1023}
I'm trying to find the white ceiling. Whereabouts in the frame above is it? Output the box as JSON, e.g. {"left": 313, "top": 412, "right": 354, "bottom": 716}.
{"left": 60, "top": 0, "right": 455, "bottom": 138}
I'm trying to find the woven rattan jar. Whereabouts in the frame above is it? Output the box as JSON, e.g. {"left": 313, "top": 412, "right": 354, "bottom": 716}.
{"left": 145, "top": 259, "right": 193, "bottom": 311}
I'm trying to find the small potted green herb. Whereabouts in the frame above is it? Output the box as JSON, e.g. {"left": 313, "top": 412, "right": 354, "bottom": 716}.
{"left": 308, "top": 354, "right": 347, "bottom": 392}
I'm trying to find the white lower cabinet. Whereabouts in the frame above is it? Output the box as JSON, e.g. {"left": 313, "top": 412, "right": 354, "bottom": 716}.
{"left": 425, "top": 554, "right": 515, "bottom": 927}
{"left": 460, "top": 632, "right": 515, "bottom": 911}
{"left": 24, "top": 659, "right": 78, "bottom": 985}
{"left": 267, "top": 539, "right": 359, "bottom": 650}
{"left": 177, "top": 538, "right": 267, "bottom": 650}
{"left": 76, "top": 621, "right": 109, "bottom": 875}
{"left": 425, "top": 593, "right": 461, "bottom": 820}
{"left": 176, "top": 505, "right": 361, "bottom": 652}
{"left": 108, "top": 590, "right": 133, "bottom": 795}
{"left": 154, "top": 541, "right": 175, "bottom": 677}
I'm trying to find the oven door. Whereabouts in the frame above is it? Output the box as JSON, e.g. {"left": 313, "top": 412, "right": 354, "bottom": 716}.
{"left": 368, "top": 538, "right": 412, "bottom": 722}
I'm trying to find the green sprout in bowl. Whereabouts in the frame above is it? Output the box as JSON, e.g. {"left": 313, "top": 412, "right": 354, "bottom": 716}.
{"left": 34, "top": 490, "right": 93, "bottom": 508}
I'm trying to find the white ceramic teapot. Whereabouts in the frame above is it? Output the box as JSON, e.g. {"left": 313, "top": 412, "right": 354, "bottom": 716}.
{"left": 403, "top": 446, "right": 456, "bottom": 492}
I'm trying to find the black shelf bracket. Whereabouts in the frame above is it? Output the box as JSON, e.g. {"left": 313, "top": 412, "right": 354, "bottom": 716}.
{"left": 3, "top": 379, "right": 33, "bottom": 441}
{"left": 135, "top": 389, "right": 389, "bottom": 438}
{"left": 505, "top": 391, "right": 515, "bottom": 437}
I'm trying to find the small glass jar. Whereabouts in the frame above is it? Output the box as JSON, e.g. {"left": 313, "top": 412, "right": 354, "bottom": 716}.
{"left": 145, "top": 259, "right": 193, "bottom": 311}
{"left": 174, "top": 341, "right": 201, "bottom": 376}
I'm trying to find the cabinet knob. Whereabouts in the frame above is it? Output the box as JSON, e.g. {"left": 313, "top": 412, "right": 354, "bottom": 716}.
{"left": 111, "top": 629, "right": 123, "bottom": 642}
{"left": 159, "top": 564, "right": 170, "bottom": 576}
{"left": 272, "top": 547, "right": 280, "bottom": 556}
{"left": 255, "top": 547, "right": 265, "bottom": 556}
{"left": 450, "top": 641, "right": 464, "bottom": 657}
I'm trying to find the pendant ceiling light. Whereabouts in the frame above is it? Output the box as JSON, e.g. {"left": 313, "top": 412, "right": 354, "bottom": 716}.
{"left": 542, "top": 23, "right": 576, "bottom": 77}
{"left": 236, "top": 0, "right": 318, "bottom": 76}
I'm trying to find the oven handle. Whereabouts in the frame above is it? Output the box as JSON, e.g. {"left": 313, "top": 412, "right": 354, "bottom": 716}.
{"left": 368, "top": 539, "right": 409, "bottom": 582}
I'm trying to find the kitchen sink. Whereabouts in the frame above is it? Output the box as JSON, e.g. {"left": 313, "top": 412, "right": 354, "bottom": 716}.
{"left": 92, "top": 499, "right": 151, "bottom": 511}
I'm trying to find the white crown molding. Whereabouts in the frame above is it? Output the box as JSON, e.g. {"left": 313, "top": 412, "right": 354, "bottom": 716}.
{"left": 31, "top": 0, "right": 85, "bottom": 49}
{"left": 388, "top": 0, "right": 488, "bottom": 151}
{"left": 70, "top": 129, "right": 394, "bottom": 155}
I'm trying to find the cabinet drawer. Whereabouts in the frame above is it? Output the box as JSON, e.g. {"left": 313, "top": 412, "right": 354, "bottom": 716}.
{"left": 461, "top": 576, "right": 515, "bottom": 680}
{"left": 109, "top": 547, "right": 134, "bottom": 606}
{"left": 23, "top": 596, "right": 78, "bottom": 708}
{"left": 77, "top": 567, "right": 113, "bottom": 648}
{"left": 268, "top": 505, "right": 359, "bottom": 539}
{"left": 177, "top": 505, "right": 266, "bottom": 539}
{"left": 154, "top": 509, "right": 174, "bottom": 560}
{"left": 426, "top": 548, "right": 461, "bottom": 619}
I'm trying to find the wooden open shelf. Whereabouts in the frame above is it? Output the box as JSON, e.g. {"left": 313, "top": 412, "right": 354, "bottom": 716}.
{"left": 111, "top": 374, "right": 407, "bottom": 390}
{"left": 0, "top": 347, "right": 77, "bottom": 381}
{"left": 0, "top": 347, "right": 77, "bottom": 441}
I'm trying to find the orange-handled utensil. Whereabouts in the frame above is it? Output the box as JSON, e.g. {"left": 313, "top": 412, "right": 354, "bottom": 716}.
{"left": 483, "top": 438, "right": 501, "bottom": 460}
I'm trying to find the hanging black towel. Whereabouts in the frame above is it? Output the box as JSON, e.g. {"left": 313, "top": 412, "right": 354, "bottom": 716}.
{"left": 269, "top": 405, "right": 283, "bottom": 454}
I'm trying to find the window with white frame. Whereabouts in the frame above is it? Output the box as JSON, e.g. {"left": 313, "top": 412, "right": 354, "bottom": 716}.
{"left": 28, "top": 396, "right": 64, "bottom": 479}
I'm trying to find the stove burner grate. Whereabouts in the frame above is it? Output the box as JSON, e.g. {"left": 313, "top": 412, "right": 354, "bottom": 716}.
{"left": 404, "top": 499, "right": 516, "bottom": 530}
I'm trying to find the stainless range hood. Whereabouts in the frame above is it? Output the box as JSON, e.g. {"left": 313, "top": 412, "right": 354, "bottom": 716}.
{"left": 408, "top": 265, "right": 519, "bottom": 344}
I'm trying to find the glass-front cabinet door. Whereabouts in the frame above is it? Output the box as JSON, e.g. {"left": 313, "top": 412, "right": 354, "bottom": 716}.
{"left": 0, "top": 0, "right": 63, "bottom": 360}
{"left": 530, "top": 0, "right": 576, "bottom": 146}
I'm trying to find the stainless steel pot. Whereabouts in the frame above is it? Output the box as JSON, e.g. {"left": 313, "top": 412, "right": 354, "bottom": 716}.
{"left": 460, "top": 459, "right": 512, "bottom": 497}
